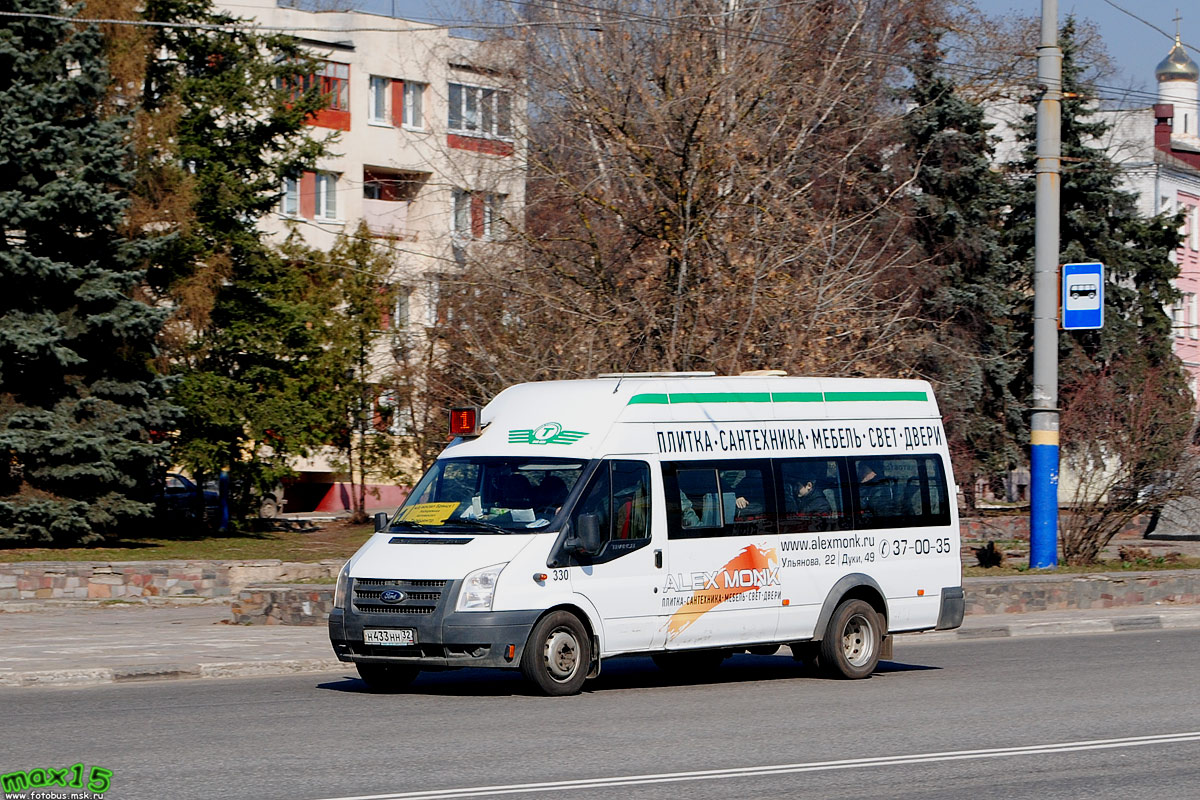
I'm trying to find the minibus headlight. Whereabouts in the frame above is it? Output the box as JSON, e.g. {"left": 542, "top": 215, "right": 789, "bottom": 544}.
{"left": 456, "top": 563, "right": 506, "bottom": 612}
{"left": 333, "top": 561, "right": 351, "bottom": 610}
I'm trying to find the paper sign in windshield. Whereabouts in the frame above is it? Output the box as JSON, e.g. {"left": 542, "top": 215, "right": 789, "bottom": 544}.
{"left": 398, "top": 502, "right": 460, "bottom": 525}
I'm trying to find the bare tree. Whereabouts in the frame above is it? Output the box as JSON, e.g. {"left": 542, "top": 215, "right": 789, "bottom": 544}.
{"left": 437, "top": 0, "right": 942, "bottom": 407}
{"left": 1058, "top": 366, "right": 1198, "bottom": 565}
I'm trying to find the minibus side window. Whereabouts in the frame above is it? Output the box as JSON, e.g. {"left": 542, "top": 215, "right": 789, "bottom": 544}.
{"left": 663, "top": 460, "right": 776, "bottom": 539}
{"left": 849, "top": 455, "right": 950, "bottom": 529}
{"left": 776, "top": 457, "right": 845, "bottom": 533}
{"left": 558, "top": 460, "right": 651, "bottom": 564}
{"left": 611, "top": 461, "right": 651, "bottom": 540}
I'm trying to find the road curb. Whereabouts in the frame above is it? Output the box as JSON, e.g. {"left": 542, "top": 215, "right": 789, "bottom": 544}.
{"left": 0, "top": 658, "right": 345, "bottom": 688}
{"left": 911, "top": 610, "right": 1200, "bottom": 643}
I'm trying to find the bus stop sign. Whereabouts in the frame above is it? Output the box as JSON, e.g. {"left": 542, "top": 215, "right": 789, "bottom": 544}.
{"left": 1061, "top": 262, "right": 1103, "bottom": 330}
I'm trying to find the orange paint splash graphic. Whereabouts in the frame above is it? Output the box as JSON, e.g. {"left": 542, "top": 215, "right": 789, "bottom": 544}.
{"left": 666, "top": 544, "right": 779, "bottom": 638}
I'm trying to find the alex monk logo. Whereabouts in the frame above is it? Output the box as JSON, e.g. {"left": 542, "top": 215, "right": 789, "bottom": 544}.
{"left": 508, "top": 422, "right": 588, "bottom": 446}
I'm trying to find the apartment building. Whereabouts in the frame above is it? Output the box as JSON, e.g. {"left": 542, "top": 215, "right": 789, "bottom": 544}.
{"left": 215, "top": 0, "right": 525, "bottom": 512}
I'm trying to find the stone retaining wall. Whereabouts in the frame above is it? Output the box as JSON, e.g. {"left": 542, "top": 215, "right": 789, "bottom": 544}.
{"left": 960, "top": 513, "right": 1154, "bottom": 542}
{"left": 232, "top": 586, "right": 335, "bottom": 625}
{"left": 0, "top": 560, "right": 341, "bottom": 602}
{"left": 229, "top": 570, "right": 1200, "bottom": 625}
{"left": 963, "top": 569, "right": 1200, "bottom": 615}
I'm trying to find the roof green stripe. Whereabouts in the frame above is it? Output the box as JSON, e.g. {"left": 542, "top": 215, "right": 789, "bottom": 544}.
{"left": 625, "top": 389, "right": 928, "bottom": 406}
{"left": 770, "top": 392, "right": 824, "bottom": 403}
{"left": 823, "top": 391, "right": 928, "bottom": 402}
{"left": 628, "top": 393, "right": 670, "bottom": 405}
{"left": 668, "top": 392, "right": 772, "bottom": 404}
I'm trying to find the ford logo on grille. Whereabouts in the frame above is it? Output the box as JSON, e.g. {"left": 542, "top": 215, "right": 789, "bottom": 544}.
{"left": 380, "top": 589, "right": 406, "bottom": 604}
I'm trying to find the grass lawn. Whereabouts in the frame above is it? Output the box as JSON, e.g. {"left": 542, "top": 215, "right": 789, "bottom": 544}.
{"left": 0, "top": 519, "right": 376, "bottom": 564}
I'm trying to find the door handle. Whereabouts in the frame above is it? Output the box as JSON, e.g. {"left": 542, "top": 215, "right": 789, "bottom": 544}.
{"left": 654, "top": 549, "right": 663, "bottom": 569}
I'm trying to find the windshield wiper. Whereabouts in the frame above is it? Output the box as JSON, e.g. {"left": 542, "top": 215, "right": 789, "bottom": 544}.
{"left": 446, "top": 518, "right": 512, "bottom": 534}
{"left": 386, "top": 519, "right": 434, "bottom": 533}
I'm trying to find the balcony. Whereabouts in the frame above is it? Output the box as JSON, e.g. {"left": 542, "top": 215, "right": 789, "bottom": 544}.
{"left": 363, "top": 198, "right": 409, "bottom": 239}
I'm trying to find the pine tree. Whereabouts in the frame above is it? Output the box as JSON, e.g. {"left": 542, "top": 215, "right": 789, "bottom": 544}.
{"left": 899, "top": 33, "right": 1024, "bottom": 505}
{"left": 134, "top": 0, "right": 333, "bottom": 519}
{"left": 321, "top": 225, "right": 412, "bottom": 522}
{"left": 1006, "top": 18, "right": 1194, "bottom": 562}
{"left": 0, "top": 0, "right": 172, "bottom": 544}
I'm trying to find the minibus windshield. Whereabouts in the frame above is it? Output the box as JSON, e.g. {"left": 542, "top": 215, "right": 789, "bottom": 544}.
{"left": 391, "top": 457, "right": 587, "bottom": 532}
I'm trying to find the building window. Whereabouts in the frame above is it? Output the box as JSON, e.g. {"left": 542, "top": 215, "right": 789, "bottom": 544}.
{"left": 284, "top": 60, "right": 351, "bottom": 130}
{"left": 394, "top": 286, "right": 410, "bottom": 329}
{"left": 317, "top": 61, "right": 350, "bottom": 110}
{"left": 483, "top": 193, "right": 505, "bottom": 239}
{"left": 1192, "top": 206, "right": 1200, "bottom": 251}
{"left": 1173, "top": 294, "right": 1195, "bottom": 339}
{"left": 368, "top": 75, "right": 390, "bottom": 124}
{"left": 452, "top": 189, "right": 505, "bottom": 240}
{"left": 452, "top": 188, "right": 472, "bottom": 237}
{"left": 448, "top": 82, "right": 512, "bottom": 138}
{"left": 281, "top": 176, "right": 300, "bottom": 216}
{"left": 314, "top": 171, "right": 338, "bottom": 220}
{"left": 403, "top": 81, "right": 425, "bottom": 128}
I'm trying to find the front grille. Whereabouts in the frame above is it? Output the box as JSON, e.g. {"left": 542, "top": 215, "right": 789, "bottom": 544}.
{"left": 352, "top": 577, "right": 450, "bottom": 615}
{"left": 354, "top": 604, "right": 437, "bottom": 615}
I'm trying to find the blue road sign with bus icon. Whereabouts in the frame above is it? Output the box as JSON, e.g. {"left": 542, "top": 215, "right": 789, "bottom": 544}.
{"left": 1062, "top": 262, "right": 1103, "bottom": 330}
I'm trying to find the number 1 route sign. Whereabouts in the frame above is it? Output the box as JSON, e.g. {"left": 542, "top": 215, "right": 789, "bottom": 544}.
{"left": 1061, "top": 262, "right": 1104, "bottom": 330}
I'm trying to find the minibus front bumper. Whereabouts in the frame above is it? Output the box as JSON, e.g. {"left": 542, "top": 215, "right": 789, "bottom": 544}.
{"left": 328, "top": 578, "right": 541, "bottom": 669}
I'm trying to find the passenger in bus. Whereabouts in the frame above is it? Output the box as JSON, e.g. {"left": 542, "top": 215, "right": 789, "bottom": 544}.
{"left": 679, "top": 490, "right": 701, "bottom": 527}
{"left": 786, "top": 471, "right": 834, "bottom": 531}
{"left": 856, "top": 459, "right": 896, "bottom": 518}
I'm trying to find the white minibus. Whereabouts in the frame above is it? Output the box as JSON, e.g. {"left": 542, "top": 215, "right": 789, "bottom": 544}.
{"left": 328, "top": 373, "right": 964, "bottom": 695}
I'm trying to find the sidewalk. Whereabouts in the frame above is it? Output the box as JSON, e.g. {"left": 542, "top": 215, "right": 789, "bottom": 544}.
{"left": 2, "top": 599, "right": 1199, "bottom": 688}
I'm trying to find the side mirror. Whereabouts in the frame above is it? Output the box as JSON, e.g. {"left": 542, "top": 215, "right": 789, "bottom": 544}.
{"left": 373, "top": 512, "right": 390, "bottom": 532}
{"left": 568, "top": 513, "right": 603, "bottom": 556}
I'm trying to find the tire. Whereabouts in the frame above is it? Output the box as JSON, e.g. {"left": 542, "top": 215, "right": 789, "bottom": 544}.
{"left": 651, "top": 649, "right": 726, "bottom": 677}
{"left": 521, "top": 611, "right": 591, "bottom": 696}
{"left": 355, "top": 662, "right": 420, "bottom": 693}
{"left": 259, "top": 495, "right": 279, "bottom": 519}
{"left": 818, "top": 599, "right": 881, "bottom": 679}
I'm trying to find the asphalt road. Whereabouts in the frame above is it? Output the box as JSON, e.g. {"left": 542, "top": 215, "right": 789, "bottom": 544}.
{"left": 2, "top": 629, "right": 1198, "bottom": 800}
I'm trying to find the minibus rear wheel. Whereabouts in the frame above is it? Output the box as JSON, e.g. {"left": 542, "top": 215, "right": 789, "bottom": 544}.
{"left": 522, "top": 611, "right": 591, "bottom": 696}
{"left": 356, "top": 662, "right": 420, "bottom": 692}
{"left": 818, "top": 599, "right": 881, "bottom": 679}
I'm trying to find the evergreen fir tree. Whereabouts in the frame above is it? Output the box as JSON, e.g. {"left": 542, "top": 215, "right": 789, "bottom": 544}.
{"left": 1005, "top": 18, "right": 1193, "bottom": 561}
{"left": 900, "top": 33, "right": 1024, "bottom": 504}
{"left": 1007, "top": 18, "right": 1186, "bottom": 381}
{"left": 134, "top": 0, "right": 333, "bottom": 519}
{"left": 0, "top": 0, "right": 172, "bottom": 544}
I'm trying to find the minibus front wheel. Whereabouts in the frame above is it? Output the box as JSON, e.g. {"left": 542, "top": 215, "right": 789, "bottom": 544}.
{"left": 521, "top": 610, "right": 592, "bottom": 696}
{"left": 818, "top": 599, "right": 881, "bottom": 679}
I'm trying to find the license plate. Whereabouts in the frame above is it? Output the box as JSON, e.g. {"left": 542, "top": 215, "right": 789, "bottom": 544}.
{"left": 364, "top": 628, "right": 416, "bottom": 646}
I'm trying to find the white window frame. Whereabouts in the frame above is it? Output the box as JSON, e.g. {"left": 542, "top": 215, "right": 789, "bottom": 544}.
{"left": 403, "top": 81, "right": 425, "bottom": 129}
{"left": 1192, "top": 205, "right": 1200, "bottom": 252}
{"left": 368, "top": 76, "right": 391, "bottom": 125}
{"left": 452, "top": 188, "right": 471, "bottom": 237}
{"left": 314, "top": 171, "right": 339, "bottom": 221}
{"left": 448, "top": 81, "right": 512, "bottom": 139}
{"left": 483, "top": 193, "right": 506, "bottom": 240}
{"left": 281, "top": 176, "right": 300, "bottom": 217}
{"left": 393, "top": 286, "right": 410, "bottom": 329}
